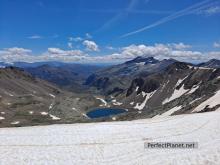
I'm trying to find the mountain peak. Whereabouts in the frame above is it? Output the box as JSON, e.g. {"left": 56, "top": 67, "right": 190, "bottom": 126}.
{"left": 198, "top": 59, "right": 220, "bottom": 68}
{"left": 125, "top": 56, "right": 159, "bottom": 64}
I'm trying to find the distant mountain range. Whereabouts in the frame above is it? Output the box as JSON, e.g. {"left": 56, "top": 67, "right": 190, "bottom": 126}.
{"left": 0, "top": 57, "right": 220, "bottom": 127}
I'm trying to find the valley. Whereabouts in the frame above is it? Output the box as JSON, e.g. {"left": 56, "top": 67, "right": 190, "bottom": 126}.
{"left": 0, "top": 57, "right": 220, "bottom": 127}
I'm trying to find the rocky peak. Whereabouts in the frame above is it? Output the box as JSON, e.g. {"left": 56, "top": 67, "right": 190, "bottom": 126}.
{"left": 125, "top": 56, "right": 159, "bottom": 65}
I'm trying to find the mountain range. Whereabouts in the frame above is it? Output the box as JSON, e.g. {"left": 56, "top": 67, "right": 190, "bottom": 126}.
{"left": 0, "top": 57, "right": 220, "bottom": 127}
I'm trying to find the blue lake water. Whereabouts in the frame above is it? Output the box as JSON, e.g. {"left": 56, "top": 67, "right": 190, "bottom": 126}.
{"left": 87, "top": 108, "right": 126, "bottom": 118}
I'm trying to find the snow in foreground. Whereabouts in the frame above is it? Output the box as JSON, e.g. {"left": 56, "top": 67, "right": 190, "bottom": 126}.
{"left": 0, "top": 110, "right": 220, "bottom": 165}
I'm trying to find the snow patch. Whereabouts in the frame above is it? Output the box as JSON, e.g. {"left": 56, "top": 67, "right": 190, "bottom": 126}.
{"left": 130, "top": 102, "right": 134, "bottom": 105}
{"left": 134, "top": 90, "right": 156, "bottom": 110}
{"left": 49, "top": 104, "right": 53, "bottom": 110}
{"left": 193, "top": 90, "right": 220, "bottom": 112}
{"left": 49, "top": 94, "right": 55, "bottom": 98}
{"left": 141, "top": 91, "right": 147, "bottom": 97}
{"left": 41, "top": 112, "right": 48, "bottom": 115}
{"left": 175, "top": 76, "right": 188, "bottom": 87}
{"left": 163, "top": 85, "right": 188, "bottom": 104}
{"left": 0, "top": 116, "right": 5, "bottom": 120}
{"left": 11, "top": 121, "right": 20, "bottom": 125}
{"left": 96, "top": 97, "right": 107, "bottom": 106}
{"left": 187, "top": 85, "right": 199, "bottom": 94}
{"left": 112, "top": 117, "right": 116, "bottom": 121}
{"left": 49, "top": 114, "right": 60, "bottom": 120}
{"left": 135, "top": 86, "right": 139, "bottom": 92}
{"left": 4, "top": 91, "right": 14, "bottom": 97}
{"left": 154, "top": 106, "right": 182, "bottom": 118}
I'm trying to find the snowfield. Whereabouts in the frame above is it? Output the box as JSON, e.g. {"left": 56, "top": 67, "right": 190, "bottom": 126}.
{"left": 0, "top": 110, "right": 220, "bottom": 165}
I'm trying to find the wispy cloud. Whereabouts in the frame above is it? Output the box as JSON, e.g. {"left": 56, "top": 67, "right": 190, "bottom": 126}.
{"left": 68, "top": 37, "right": 83, "bottom": 42}
{"left": 97, "top": 0, "right": 141, "bottom": 32}
{"left": 121, "top": 0, "right": 217, "bottom": 38}
{"left": 27, "top": 35, "right": 43, "bottom": 39}
{"left": 83, "top": 9, "right": 173, "bottom": 15}
{"left": 67, "top": 42, "right": 73, "bottom": 49}
{"left": 85, "top": 33, "right": 92, "bottom": 39}
{"left": 214, "top": 42, "right": 220, "bottom": 48}
{"left": 197, "top": 6, "right": 220, "bottom": 15}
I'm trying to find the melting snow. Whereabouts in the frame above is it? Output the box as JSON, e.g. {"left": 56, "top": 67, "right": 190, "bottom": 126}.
{"left": 187, "top": 85, "right": 199, "bottom": 94}
{"left": 10, "top": 121, "right": 20, "bottom": 125}
{"left": 111, "top": 99, "right": 122, "bottom": 106}
{"left": 49, "top": 94, "right": 55, "bottom": 98}
{"left": 141, "top": 91, "right": 147, "bottom": 97}
{"left": 29, "top": 111, "right": 33, "bottom": 115}
{"left": 112, "top": 117, "right": 116, "bottom": 121}
{"left": 0, "top": 116, "right": 5, "bottom": 120}
{"left": 41, "top": 112, "right": 48, "bottom": 115}
{"left": 175, "top": 76, "right": 188, "bottom": 87}
{"left": 0, "top": 112, "right": 5, "bottom": 115}
{"left": 49, "top": 104, "right": 53, "bottom": 110}
{"left": 189, "top": 98, "right": 201, "bottom": 105}
{"left": 163, "top": 85, "right": 188, "bottom": 104}
{"left": 193, "top": 90, "right": 220, "bottom": 112}
{"left": 136, "top": 62, "right": 145, "bottom": 66}
{"left": 96, "top": 97, "right": 107, "bottom": 106}
{"left": 4, "top": 91, "right": 14, "bottom": 97}
{"left": 134, "top": 90, "right": 156, "bottom": 110}
{"left": 154, "top": 106, "right": 182, "bottom": 118}
{"left": 130, "top": 102, "right": 134, "bottom": 105}
{"left": 49, "top": 114, "right": 60, "bottom": 120}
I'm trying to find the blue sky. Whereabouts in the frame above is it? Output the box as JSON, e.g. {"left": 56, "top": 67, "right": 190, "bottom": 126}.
{"left": 0, "top": 0, "right": 220, "bottom": 63}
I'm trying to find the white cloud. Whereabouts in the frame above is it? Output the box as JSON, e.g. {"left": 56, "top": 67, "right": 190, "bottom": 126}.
{"left": 168, "top": 43, "right": 191, "bottom": 50}
{"left": 47, "top": 48, "right": 85, "bottom": 56}
{"left": 5, "top": 47, "right": 32, "bottom": 54}
{"left": 68, "top": 37, "right": 83, "bottom": 42}
{"left": 0, "top": 43, "right": 219, "bottom": 63}
{"left": 85, "top": 33, "right": 92, "bottom": 39}
{"left": 198, "top": 6, "right": 220, "bottom": 15}
{"left": 28, "top": 35, "right": 43, "bottom": 39}
{"left": 97, "top": 43, "right": 218, "bottom": 62}
{"left": 0, "top": 47, "right": 87, "bottom": 63}
{"left": 67, "top": 42, "right": 73, "bottom": 49}
{"left": 106, "top": 46, "right": 115, "bottom": 50}
{"left": 214, "top": 42, "right": 220, "bottom": 48}
{"left": 0, "top": 47, "right": 33, "bottom": 63}
{"left": 83, "top": 40, "right": 99, "bottom": 51}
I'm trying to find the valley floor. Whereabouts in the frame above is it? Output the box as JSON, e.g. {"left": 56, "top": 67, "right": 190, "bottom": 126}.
{"left": 0, "top": 110, "right": 220, "bottom": 165}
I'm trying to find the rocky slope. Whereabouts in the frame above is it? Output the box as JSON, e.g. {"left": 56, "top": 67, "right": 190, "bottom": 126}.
{"left": 85, "top": 57, "right": 176, "bottom": 95}
{"left": 198, "top": 59, "right": 220, "bottom": 68}
{"left": 101, "top": 62, "right": 220, "bottom": 120}
{"left": 0, "top": 67, "right": 101, "bottom": 127}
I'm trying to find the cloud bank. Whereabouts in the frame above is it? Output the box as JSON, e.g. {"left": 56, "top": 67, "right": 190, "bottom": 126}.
{"left": 0, "top": 43, "right": 220, "bottom": 64}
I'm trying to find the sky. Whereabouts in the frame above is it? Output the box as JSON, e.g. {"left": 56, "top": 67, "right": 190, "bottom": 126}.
{"left": 0, "top": 0, "right": 220, "bottom": 63}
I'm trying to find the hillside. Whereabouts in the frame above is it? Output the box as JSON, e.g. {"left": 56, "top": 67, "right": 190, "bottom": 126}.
{"left": 0, "top": 67, "right": 100, "bottom": 127}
